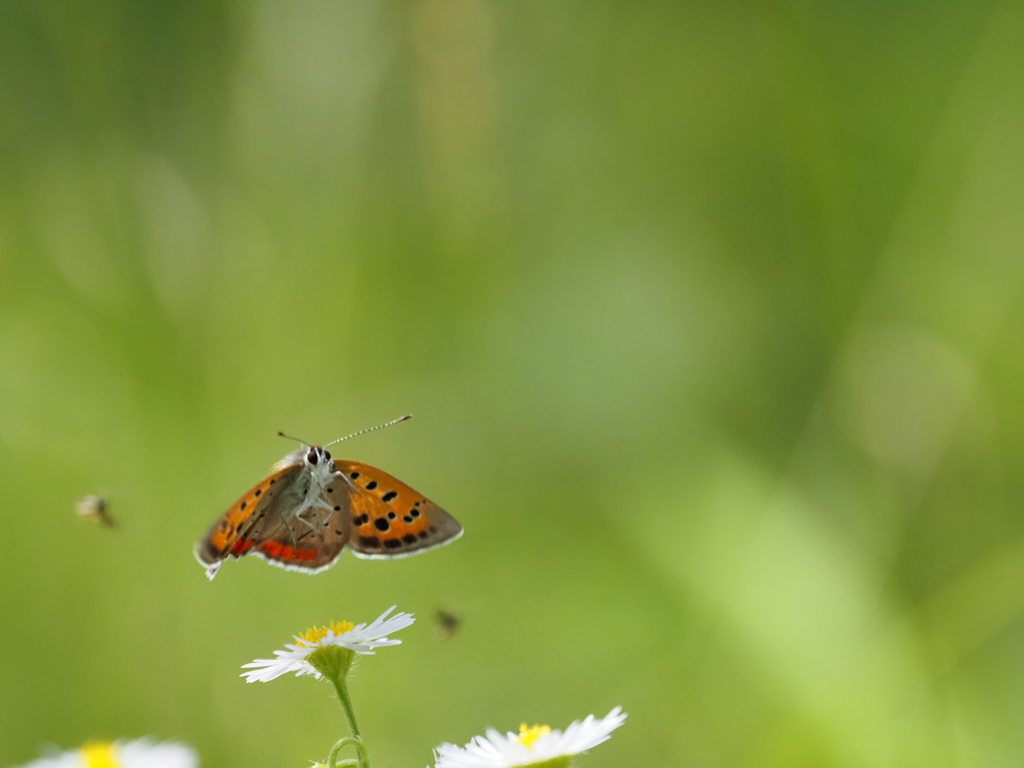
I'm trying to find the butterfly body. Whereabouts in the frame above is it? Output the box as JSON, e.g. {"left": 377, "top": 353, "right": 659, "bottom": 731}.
{"left": 195, "top": 444, "right": 462, "bottom": 580}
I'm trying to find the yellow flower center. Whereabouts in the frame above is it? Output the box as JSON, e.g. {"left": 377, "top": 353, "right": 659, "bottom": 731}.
{"left": 298, "top": 620, "right": 355, "bottom": 647}
{"left": 79, "top": 742, "right": 119, "bottom": 768}
{"left": 518, "top": 724, "right": 552, "bottom": 749}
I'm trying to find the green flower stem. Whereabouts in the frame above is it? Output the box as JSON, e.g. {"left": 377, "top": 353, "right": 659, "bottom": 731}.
{"left": 329, "top": 676, "right": 368, "bottom": 768}
{"left": 330, "top": 674, "right": 364, "bottom": 743}
{"left": 326, "top": 736, "right": 366, "bottom": 768}
{"left": 309, "top": 646, "right": 369, "bottom": 768}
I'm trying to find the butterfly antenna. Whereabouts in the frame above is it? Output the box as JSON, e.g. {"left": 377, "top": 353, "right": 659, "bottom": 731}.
{"left": 277, "top": 431, "right": 312, "bottom": 447}
{"left": 323, "top": 414, "right": 413, "bottom": 448}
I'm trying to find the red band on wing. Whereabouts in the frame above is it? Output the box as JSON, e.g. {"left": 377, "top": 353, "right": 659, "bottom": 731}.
{"left": 260, "top": 540, "right": 317, "bottom": 561}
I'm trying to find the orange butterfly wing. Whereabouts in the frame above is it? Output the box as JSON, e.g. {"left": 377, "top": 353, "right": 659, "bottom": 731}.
{"left": 194, "top": 462, "right": 304, "bottom": 579}
{"left": 336, "top": 460, "right": 462, "bottom": 558}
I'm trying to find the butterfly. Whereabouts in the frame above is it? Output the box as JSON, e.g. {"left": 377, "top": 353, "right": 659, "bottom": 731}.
{"left": 194, "top": 416, "right": 462, "bottom": 580}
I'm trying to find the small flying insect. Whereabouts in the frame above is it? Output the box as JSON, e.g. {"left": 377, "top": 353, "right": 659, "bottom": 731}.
{"left": 435, "top": 608, "right": 461, "bottom": 641}
{"left": 76, "top": 494, "right": 115, "bottom": 527}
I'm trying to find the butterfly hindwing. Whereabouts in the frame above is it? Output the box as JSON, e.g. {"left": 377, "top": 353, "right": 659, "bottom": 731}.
{"left": 247, "top": 483, "right": 351, "bottom": 573}
{"left": 194, "top": 462, "right": 304, "bottom": 579}
{"left": 336, "top": 460, "right": 463, "bottom": 559}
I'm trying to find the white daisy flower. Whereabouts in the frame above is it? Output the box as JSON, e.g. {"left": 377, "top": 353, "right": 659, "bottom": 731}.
{"left": 13, "top": 739, "right": 198, "bottom": 768}
{"left": 433, "top": 707, "right": 626, "bottom": 768}
{"left": 241, "top": 605, "right": 414, "bottom": 683}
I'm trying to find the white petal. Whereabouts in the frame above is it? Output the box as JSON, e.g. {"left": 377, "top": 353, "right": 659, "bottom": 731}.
{"left": 432, "top": 709, "right": 626, "bottom": 768}
{"left": 241, "top": 607, "right": 413, "bottom": 684}
{"left": 118, "top": 739, "right": 199, "bottom": 768}
{"left": 10, "top": 750, "right": 83, "bottom": 768}
{"left": 240, "top": 656, "right": 310, "bottom": 682}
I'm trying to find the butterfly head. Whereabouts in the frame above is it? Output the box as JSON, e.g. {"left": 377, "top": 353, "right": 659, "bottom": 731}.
{"left": 304, "top": 446, "right": 330, "bottom": 467}
{"left": 304, "top": 446, "right": 338, "bottom": 483}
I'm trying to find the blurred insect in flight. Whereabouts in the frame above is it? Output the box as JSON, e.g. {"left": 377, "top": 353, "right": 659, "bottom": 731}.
{"left": 435, "top": 608, "right": 461, "bottom": 641}
{"left": 76, "top": 494, "right": 115, "bottom": 527}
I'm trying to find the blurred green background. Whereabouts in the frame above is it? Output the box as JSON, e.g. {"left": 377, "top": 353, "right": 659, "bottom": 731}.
{"left": 2, "top": 1, "right": 1024, "bottom": 766}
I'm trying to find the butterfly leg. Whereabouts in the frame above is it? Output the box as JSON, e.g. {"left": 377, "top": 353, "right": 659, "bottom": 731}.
{"left": 312, "top": 511, "right": 333, "bottom": 532}
{"left": 314, "top": 496, "right": 334, "bottom": 529}
{"left": 294, "top": 506, "right": 325, "bottom": 534}
{"left": 296, "top": 471, "right": 352, "bottom": 532}
{"left": 334, "top": 470, "right": 358, "bottom": 494}
{"left": 293, "top": 513, "right": 320, "bottom": 540}
{"left": 300, "top": 509, "right": 332, "bottom": 532}
{"left": 278, "top": 509, "right": 299, "bottom": 546}
{"left": 296, "top": 496, "right": 335, "bottom": 533}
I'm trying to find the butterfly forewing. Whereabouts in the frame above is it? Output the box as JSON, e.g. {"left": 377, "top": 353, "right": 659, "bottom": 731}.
{"left": 194, "top": 462, "right": 304, "bottom": 578}
{"left": 336, "top": 460, "right": 463, "bottom": 559}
